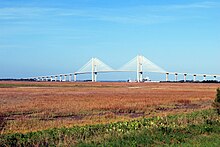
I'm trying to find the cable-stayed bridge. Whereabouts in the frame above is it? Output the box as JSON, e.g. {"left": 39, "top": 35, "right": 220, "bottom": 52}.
{"left": 31, "top": 55, "right": 220, "bottom": 82}
{"left": 75, "top": 58, "right": 115, "bottom": 82}
{"left": 74, "top": 55, "right": 166, "bottom": 82}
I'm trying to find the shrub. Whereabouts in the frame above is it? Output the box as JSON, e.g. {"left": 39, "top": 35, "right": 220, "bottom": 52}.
{"left": 212, "top": 88, "right": 220, "bottom": 115}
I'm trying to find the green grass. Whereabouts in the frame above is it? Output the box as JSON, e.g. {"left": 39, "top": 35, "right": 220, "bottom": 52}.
{"left": 180, "top": 133, "right": 220, "bottom": 147}
{"left": 1, "top": 109, "right": 220, "bottom": 146}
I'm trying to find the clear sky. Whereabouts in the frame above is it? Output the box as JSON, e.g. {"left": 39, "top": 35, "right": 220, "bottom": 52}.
{"left": 0, "top": 0, "right": 220, "bottom": 81}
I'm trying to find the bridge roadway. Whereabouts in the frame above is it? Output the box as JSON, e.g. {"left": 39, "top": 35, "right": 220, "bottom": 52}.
{"left": 29, "top": 71, "right": 220, "bottom": 82}
{"left": 26, "top": 55, "right": 220, "bottom": 82}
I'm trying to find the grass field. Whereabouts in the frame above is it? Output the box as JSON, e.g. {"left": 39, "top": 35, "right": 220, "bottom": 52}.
{"left": 0, "top": 81, "right": 220, "bottom": 146}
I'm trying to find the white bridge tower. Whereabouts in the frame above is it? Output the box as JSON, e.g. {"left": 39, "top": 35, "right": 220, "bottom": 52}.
{"left": 75, "top": 57, "right": 114, "bottom": 82}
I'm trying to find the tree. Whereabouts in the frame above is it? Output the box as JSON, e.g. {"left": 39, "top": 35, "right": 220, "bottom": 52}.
{"left": 213, "top": 88, "right": 220, "bottom": 115}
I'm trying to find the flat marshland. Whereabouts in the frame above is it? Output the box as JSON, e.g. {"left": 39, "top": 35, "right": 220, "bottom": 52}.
{"left": 0, "top": 81, "right": 220, "bottom": 146}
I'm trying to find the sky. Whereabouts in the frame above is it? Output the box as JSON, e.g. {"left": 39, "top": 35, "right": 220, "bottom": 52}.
{"left": 0, "top": 0, "right": 220, "bottom": 81}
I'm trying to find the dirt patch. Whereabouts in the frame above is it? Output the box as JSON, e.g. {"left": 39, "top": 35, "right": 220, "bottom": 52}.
{"left": 113, "top": 110, "right": 145, "bottom": 118}
{"left": 174, "top": 103, "right": 200, "bottom": 109}
{"left": 156, "top": 107, "right": 172, "bottom": 112}
{"left": 156, "top": 102, "right": 201, "bottom": 112}
{"left": 129, "top": 112, "right": 145, "bottom": 118}
{"left": 40, "top": 115, "right": 84, "bottom": 121}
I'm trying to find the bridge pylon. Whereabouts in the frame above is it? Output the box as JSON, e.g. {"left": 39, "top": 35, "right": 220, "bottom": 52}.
{"left": 120, "top": 55, "right": 166, "bottom": 82}
{"left": 137, "top": 55, "right": 143, "bottom": 82}
{"left": 75, "top": 57, "right": 114, "bottom": 82}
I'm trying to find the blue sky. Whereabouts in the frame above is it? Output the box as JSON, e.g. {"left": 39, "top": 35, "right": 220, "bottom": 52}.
{"left": 0, "top": 0, "right": 220, "bottom": 80}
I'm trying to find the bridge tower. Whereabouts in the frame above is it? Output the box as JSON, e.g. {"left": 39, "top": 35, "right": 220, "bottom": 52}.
{"left": 120, "top": 55, "right": 166, "bottom": 82}
{"left": 137, "top": 55, "right": 143, "bottom": 82}
{"left": 91, "top": 58, "right": 98, "bottom": 82}
{"left": 75, "top": 57, "right": 114, "bottom": 82}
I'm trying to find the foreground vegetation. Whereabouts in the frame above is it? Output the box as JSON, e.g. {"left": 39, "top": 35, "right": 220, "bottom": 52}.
{"left": 1, "top": 109, "right": 220, "bottom": 146}
{"left": 213, "top": 88, "right": 220, "bottom": 114}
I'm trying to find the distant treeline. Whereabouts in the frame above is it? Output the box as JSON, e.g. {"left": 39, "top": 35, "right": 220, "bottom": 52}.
{"left": 0, "top": 79, "right": 219, "bottom": 83}
{"left": 0, "top": 79, "right": 36, "bottom": 81}
{"left": 161, "top": 80, "right": 220, "bottom": 83}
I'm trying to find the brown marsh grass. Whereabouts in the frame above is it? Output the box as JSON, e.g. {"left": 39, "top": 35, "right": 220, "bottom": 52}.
{"left": 0, "top": 81, "right": 219, "bottom": 134}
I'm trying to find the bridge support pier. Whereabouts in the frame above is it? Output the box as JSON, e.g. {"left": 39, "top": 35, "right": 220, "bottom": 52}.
{"left": 175, "top": 73, "right": 178, "bottom": 82}
{"left": 214, "top": 76, "right": 217, "bottom": 81}
{"left": 92, "top": 73, "right": 94, "bottom": 82}
{"left": 92, "top": 72, "right": 98, "bottom": 82}
{"left": 137, "top": 55, "right": 143, "bottom": 82}
{"left": 60, "top": 75, "right": 62, "bottom": 82}
{"left": 137, "top": 72, "right": 143, "bottom": 82}
{"left": 64, "top": 75, "right": 67, "bottom": 82}
{"left": 203, "top": 75, "right": 206, "bottom": 81}
{"left": 137, "top": 71, "right": 139, "bottom": 82}
{"left": 94, "top": 72, "right": 97, "bottom": 82}
{"left": 166, "top": 73, "right": 169, "bottom": 82}
{"left": 69, "top": 74, "right": 72, "bottom": 82}
{"left": 74, "top": 74, "right": 77, "bottom": 82}
{"left": 184, "top": 74, "right": 187, "bottom": 82}
{"left": 91, "top": 58, "right": 98, "bottom": 82}
{"left": 193, "top": 75, "right": 196, "bottom": 82}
